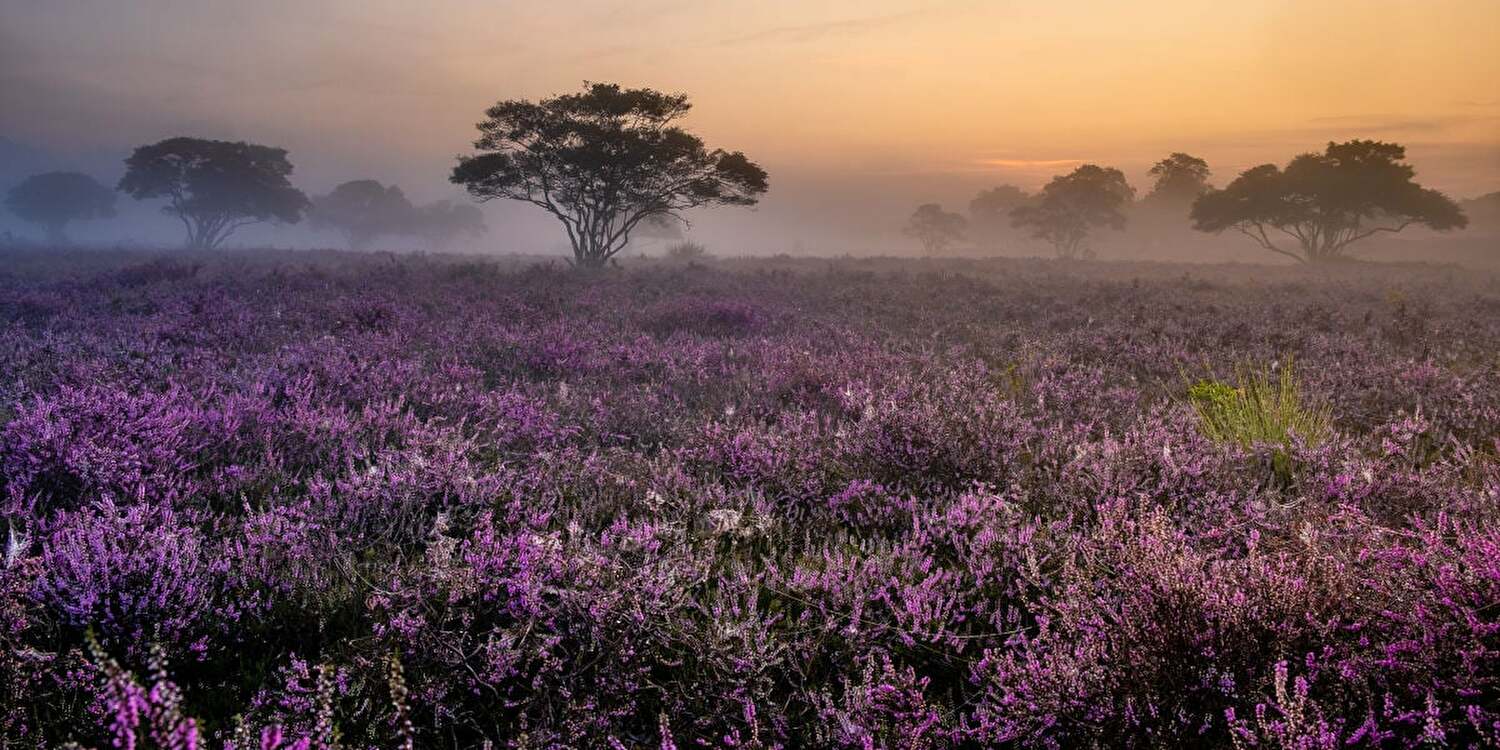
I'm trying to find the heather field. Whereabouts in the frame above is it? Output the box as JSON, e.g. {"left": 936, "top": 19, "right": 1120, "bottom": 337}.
{"left": 3, "top": 249, "right": 1500, "bottom": 749}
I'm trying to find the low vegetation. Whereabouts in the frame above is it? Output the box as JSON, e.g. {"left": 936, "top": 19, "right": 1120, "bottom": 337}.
{"left": 1, "top": 251, "right": 1498, "bottom": 748}
{"left": 1187, "top": 361, "right": 1331, "bottom": 449}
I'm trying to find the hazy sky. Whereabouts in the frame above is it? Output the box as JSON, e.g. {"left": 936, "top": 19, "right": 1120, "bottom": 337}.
{"left": 3, "top": 0, "right": 1498, "bottom": 252}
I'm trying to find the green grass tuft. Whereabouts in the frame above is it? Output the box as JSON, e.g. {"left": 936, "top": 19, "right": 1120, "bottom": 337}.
{"left": 1186, "top": 360, "right": 1330, "bottom": 450}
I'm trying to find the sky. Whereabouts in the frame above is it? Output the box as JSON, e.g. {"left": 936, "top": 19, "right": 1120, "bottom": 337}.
{"left": 2, "top": 0, "right": 1498, "bottom": 253}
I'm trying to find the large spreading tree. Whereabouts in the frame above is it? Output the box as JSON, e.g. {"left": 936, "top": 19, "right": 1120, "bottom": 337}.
{"left": 1191, "top": 140, "right": 1467, "bottom": 262}
{"left": 4, "top": 171, "right": 116, "bottom": 245}
{"left": 451, "top": 82, "right": 768, "bottom": 268}
{"left": 118, "top": 137, "right": 309, "bottom": 250}
{"left": 1010, "top": 164, "right": 1134, "bottom": 259}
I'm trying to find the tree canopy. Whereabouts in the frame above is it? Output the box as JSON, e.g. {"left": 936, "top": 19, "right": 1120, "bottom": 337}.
{"left": 968, "top": 185, "right": 1032, "bottom": 249}
{"left": 308, "top": 180, "right": 416, "bottom": 249}
{"left": 1144, "top": 153, "right": 1212, "bottom": 207}
{"left": 1462, "top": 191, "right": 1500, "bottom": 232}
{"left": 118, "top": 137, "right": 309, "bottom": 250}
{"left": 1191, "top": 140, "right": 1467, "bottom": 262}
{"left": 4, "top": 171, "right": 116, "bottom": 245}
{"left": 309, "top": 181, "right": 487, "bottom": 251}
{"left": 451, "top": 82, "right": 768, "bottom": 268}
{"left": 904, "top": 204, "right": 967, "bottom": 256}
{"left": 413, "top": 200, "right": 486, "bottom": 250}
{"left": 1010, "top": 165, "right": 1134, "bottom": 259}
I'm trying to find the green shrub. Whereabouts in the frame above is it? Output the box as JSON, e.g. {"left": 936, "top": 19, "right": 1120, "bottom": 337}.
{"left": 1186, "top": 361, "right": 1330, "bottom": 450}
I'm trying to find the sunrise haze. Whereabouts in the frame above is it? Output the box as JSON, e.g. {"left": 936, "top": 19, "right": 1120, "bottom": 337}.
{"left": 3, "top": 0, "right": 1497, "bottom": 252}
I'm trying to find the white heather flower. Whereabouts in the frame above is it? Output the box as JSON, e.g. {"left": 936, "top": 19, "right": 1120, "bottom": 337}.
{"left": 1299, "top": 522, "right": 1317, "bottom": 548}
{"left": 5, "top": 524, "right": 30, "bottom": 568}
{"left": 706, "top": 509, "right": 742, "bottom": 536}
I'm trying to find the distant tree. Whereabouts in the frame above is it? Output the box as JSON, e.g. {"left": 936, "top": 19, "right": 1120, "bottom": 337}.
{"left": 1460, "top": 191, "right": 1500, "bottom": 232}
{"left": 968, "top": 185, "right": 1031, "bottom": 249}
{"left": 1191, "top": 140, "right": 1467, "bottom": 262}
{"left": 637, "top": 214, "right": 686, "bottom": 241}
{"left": 451, "top": 82, "right": 768, "bottom": 269}
{"left": 1143, "top": 153, "right": 1212, "bottom": 208}
{"left": 4, "top": 171, "right": 116, "bottom": 245}
{"left": 904, "top": 203, "right": 967, "bottom": 255}
{"left": 666, "top": 241, "right": 711, "bottom": 261}
{"left": 308, "top": 180, "right": 416, "bottom": 250}
{"left": 1010, "top": 165, "right": 1134, "bottom": 259}
{"left": 623, "top": 214, "right": 689, "bottom": 255}
{"left": 413, "top": 200, "right": 486, "bottom": 250}
{"left": 118, "top": 137, "right": 309, "bottom": 250}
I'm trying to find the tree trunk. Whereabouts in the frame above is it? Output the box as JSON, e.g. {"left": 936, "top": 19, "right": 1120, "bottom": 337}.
{"left": 572, "top": 232, "right": 614, "bottom": 269}
{"left": 573, "top": 251, "right": 609, "bottom": 269}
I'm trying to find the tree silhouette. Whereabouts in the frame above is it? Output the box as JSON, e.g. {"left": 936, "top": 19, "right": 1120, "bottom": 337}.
{"left": 1144, "top": 153, "right": 1212, "bottom": 208}
{"left": 451, "top": 82, "right": 768, "bottom": 268}
{"left": 1462, "top": 191, "right": 1500, "bottom": 232}
{"left": 309, "top": 182, "right": 486, "bottom": 251}
{"left": 118, "top": 137, "right": 309, "bottom": 250}
{"left": 904, "top": 203, "right": 967, "bottom": 256}
{"left": 1191, "top": 140, "right": 1467, "bottom": 262}
{"left": 4, "top": 171, "right": 116, "bottom": 245}
{"left": 309, "top": 180, "right": 415, "bottom": 250}
{"left": 413, "top": 200, "right": 486, "bottom": 250}
{"left": 968, "top": 185, "right": 1031, "bottom": 250}
{"left": 1010, "top": 165, "right": 1134, "bottom": 259}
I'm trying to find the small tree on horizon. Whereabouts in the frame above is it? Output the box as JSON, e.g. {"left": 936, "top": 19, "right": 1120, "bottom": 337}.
{"left": 4, "top": 171, "right": 116, "bottom": 245}
{"left": 1010, "top": 164, "right": 1134, "bottom": 259}
{"left": 1462, "top": 191, "right": 1500, "bottom": 232}
{"left": 1190, "top": 140, "right": 1467, "bottom": 263}
{"left": 1143, "top": 153, "right": 1212, "bottom": 210}
{"left": 413, "top": 200, "right": 486, "bottom": 250}
{"left": 308, "top": 180, "right": 416, "bottom": 250}
{"left": 118, "top": 137, "right": 309, "bottom": 250}
{"left": 904, "top": 203, "right": 967, "bottom": 256}
{"left": 968, "top": 185, "right": 1031, "bottom": 251}
{"left": 451, "top": 82, "right": 768, "bottom": 268}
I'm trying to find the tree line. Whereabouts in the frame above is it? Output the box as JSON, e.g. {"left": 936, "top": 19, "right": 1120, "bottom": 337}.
{"left": 4, "top": 141, "right": 485, "bottom": 251}
{"left": 905, "top": 144, "right": 1469, "bottom": 263}
{"left": 3, "top": 81, "right": 1477, "bottom": 265}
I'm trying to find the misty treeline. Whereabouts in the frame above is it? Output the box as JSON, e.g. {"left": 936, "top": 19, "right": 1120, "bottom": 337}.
{"left": 3, "top": 141, "right": 488, "bottom": 253}
{"left": 306, "top": 180, "right": 484, "bottom": 251}
{"left": 908, "top": 144, "right": 1483, "bottom": 263}
{"left": 4, "top": 81, "right": 1496, "bottom": 265}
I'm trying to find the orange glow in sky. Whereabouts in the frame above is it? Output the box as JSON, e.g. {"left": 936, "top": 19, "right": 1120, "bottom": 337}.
{"left": 2, "top": 0, "right": 1497, "bottom": 250}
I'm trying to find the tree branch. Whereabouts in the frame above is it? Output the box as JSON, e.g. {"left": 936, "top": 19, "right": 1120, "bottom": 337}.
{"left": 1239, "top": 224, "right": 1306, "bottom": 263}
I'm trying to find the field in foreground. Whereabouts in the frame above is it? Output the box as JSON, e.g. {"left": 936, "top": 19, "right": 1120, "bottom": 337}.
{"left": 2, "top": 249, "right": 1499, "bottom": 748}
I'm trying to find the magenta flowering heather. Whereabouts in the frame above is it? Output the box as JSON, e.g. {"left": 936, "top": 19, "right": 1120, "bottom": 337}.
{"left": 1, "top": 249, "right": 1498, "bottom": 747}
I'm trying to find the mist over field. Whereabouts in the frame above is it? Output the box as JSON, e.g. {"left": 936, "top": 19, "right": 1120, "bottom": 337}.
{"left": 3, "top": 2, "right": 1500, "bottom": 749}
{"left": 3, "top": 1, "right": 1499, "bottom": 260}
